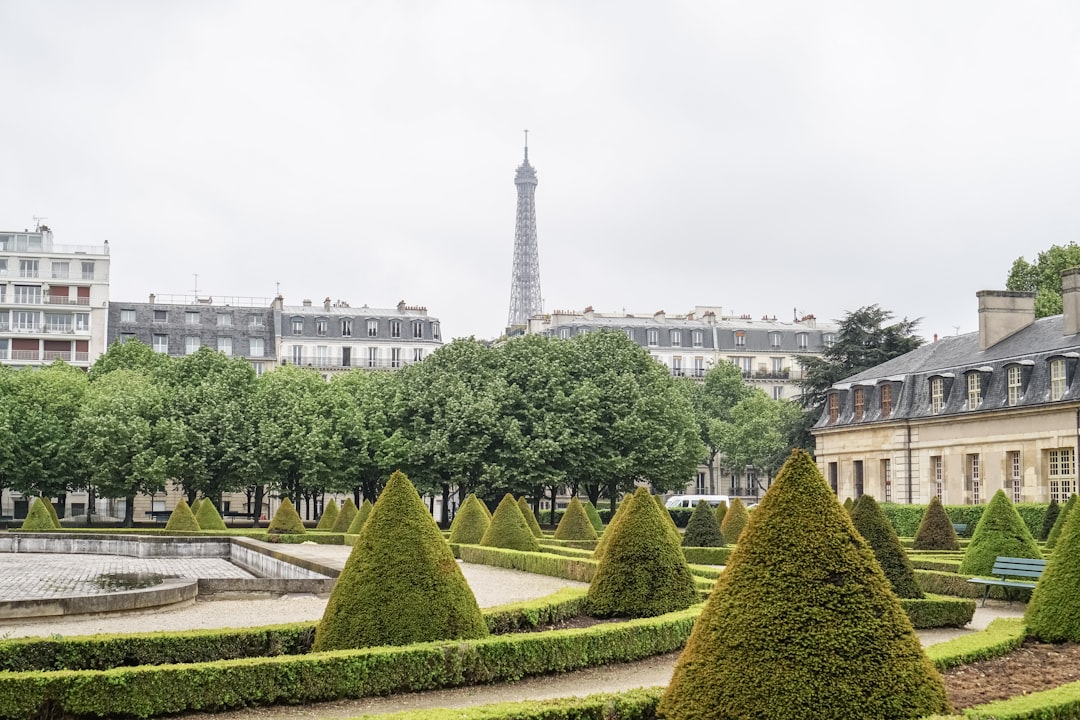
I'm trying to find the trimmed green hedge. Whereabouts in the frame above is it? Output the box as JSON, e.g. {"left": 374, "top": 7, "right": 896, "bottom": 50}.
{"left": 458, "top": 545, "right": 598, "bottom": 583}
{"left": 881, "top": 502, "right": 1048, "bottom": 540}
{"left": 896, "top": 594, "right": 975, "bottom": 629}
{"left": 0, "top": 607, "right": 698, "bottom": 719}
{"left": 680, "top": 546, "right": 732, "bottom": 566}
{"left": 914, "top": 569, "right": 1032, "bottom": 602}
{"left": 923, "top": 617, "right": 1026, "bottom": 670}
{"left": 332, "top": 688, "right": 664, "bottom": 720}
{"left": 962, "top": 678, "right": 1080, "bottom": 719}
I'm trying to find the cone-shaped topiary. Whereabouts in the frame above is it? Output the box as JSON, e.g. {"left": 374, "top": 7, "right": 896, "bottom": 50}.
{"left": 912, "top": 496, "right": 961, "bottom": 551}
{"left": 959, "top": 489, "right": 1040, "bottom": 576}
{"left": 851, "top": 494, "right": 923, "bottom": 599}
{"left": 659, "top": 449, "right": 951, "bottom": 720}
{"left": 20, "top": 497, "right": 58, "bottom": 531}
{"left": 843, "top": 496, "right": 854, "bottom": 513}
{"left": 266, "top": 497, "right": 306, "bottom": 534}
{"left": 682, "top": 500, "right": 725, "bottom": 548}
{"left": 654, "top": 493, "right": 683, "bottom": 545}
{"left": 315, "top": 498, "right": 340, "bottom": 531}
{"left": 588, "top": 487, "right": 698, "bottom": 618}
{"left": 347, "top": 498, "right": 374, "bottom": 534}
{"left": 583, "top": 500, "right": 604, "bottom": 532}
{"left": 1046, "top": 494, "right": 1077, "bottom": 550}
{"left": 43, "top": 498, "right": 61, "bottom": 528}
{"left": 714, "top": 500, "right": 728, "bottom": 542}
{"left": 1026, "top": 501, "right": 1080, "bottom": 642}
{"left": 594, "top": 493, "right": 634, "bottom": 561}
{"left": 480, "top": 493, "right": 541, "bottom": 552}
{"left": 720, "top": 497, "right": 750, "bottom": 544}
{"left": 554, "top": 497, "right": 599, "bottom": 542}
{"left": 517, "top": 497, "right": 544, "bottom": 538}
{"left": 194, "top": 498, "right": 227, "bottom": 531}
{"left": 164, "top": 499, "right": 201, "bottom": 532}
{"left": 331, "top": 497, "right": 358, "bottom": 533}
{"left": 1041, "top": 497, "right": 1060, "bottom": 541}
{"left": 448, "top": 494, "right": 490, "bottom": 544}
{"left": 312, "top": 470, "right": 488, "bottom": 651}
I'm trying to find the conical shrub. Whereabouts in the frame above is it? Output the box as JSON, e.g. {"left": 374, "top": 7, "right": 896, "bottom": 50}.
{"left": 1026, "top": 502, "right": 1080, "bottom": 642}
{"left": 714, "top": 500, "right": 728, "bottom": 541}
{"left": 164, "top": 499, "right": 201, "bottom": 532}
{"left": 587, "top": 487, "right": 698, "bottom": 618}
{"left": 267, "top": 497, "right": 306, "bottom": 534}
{"left": 843, "top": 497, "right": 854, "bottom": 513}
{"left": 315, "top": 498, "right": 340, "bottom": 531}
{"left": 43, "top": 498, "right": 61, "bottom": 528}
{"left": 912, "top": 496, "right": 960, "bottom": 551}
{"left": 721, "top": 497, "right": 750, "bottom": 544}
{"left": 517, "top": 497, "right": 544, "bottom": 538}
{"left": 347, "top": 498, "right": 373, "bottom": 534}
{"left": 583, "top": 500, "right": 604, "bottom": 532}
{"left": 683, "top": 500, "right": 724, "bottom": 548}
{"left": 480, "top": 493, "right": 541, "bottom": 552}
{"left": 194, "top": 498, "right": 227, "bottom": 531}
{"left": 959, "top": 489, "right": 1040, "bottom": 576}
{"left": 20, "top": 497, "right": 58, "bottom": 531}
{"left": 851, "top": 494, "right": 923, "bottom": 599}
{"left": 331, "top": 497, "right": 358, "bottom": 533}
{"left": 659, "top": 450, "right": 951, "bottom": 720}
{"left": 448, "top": 494, "right": 490, "bottom": 544}
{"left": 554, "top": 497, "right": 599, "bottom": 542}
{"left": 312, "top": 470, "right": 488, "bottom": 651}
{"left": 1046, "top": 494, "right": 1077, "bottom": 550}
{"left": 594, "top": 493, "right": 634, "bottom": 560}
{"left": 1041, "top": 498, "right": 1060, "bottom": 541}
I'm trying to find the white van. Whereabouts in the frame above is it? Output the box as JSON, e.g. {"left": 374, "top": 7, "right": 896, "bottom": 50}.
{"left": 664, "top": 494, "right": 730, "bottom": 509}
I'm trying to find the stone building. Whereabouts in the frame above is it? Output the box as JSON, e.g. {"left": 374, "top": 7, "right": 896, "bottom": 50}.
{"left": 813, "top": 272, "right": 1080, "bottom": 506}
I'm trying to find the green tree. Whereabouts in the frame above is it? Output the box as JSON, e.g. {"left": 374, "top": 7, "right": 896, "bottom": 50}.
{"left": 1006, "top": 242, "right": 1080, "bottom": 317}
{"left": 77, "top": 369, "right": 170, "bottom": 526}
{"left": 327, "top": 370, "right": 406, "bottom": 503}
{"left": 678, "top": 362, "right": 751, "bottom": 493}
{"left": 718, "top": 390, "right": 803, "bottom": 487}
{"left": 87, "top": 338, "right": 168, "bottom": 381}
{"left": 797, "top": 306, "right": 922, "bottom": 449}
{"left": 683, "top": 499, "right": 724, "bottom": 547}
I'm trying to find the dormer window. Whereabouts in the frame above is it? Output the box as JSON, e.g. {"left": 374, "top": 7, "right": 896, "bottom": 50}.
{"left": 670, "top": 330, "right": 681, "bottom": 347}
{"left": 796, "top": 333, "right": 809, "bottom": 349}
{"left": 880, "top": 384, "right": 893, "bottom": 418}
{"left": 735, "top": 331, "right": 746, "bottom": 347}
{"left": 930, "top": 377, "right": 944, "bottom": 414}
{"left": 828, "top": 392, "right": 840, "bottom": 423}
{"left": 1007, "top": 365, "right": 1023, "bottom": 406}
{"left": 966, "top": 372, "right": 982, "bottom": 410}
{"left": 853, "top": 388, "right": 865, "bottom": 421}
{"left": 824, "top": 333, "right": 837, "bottom": 347}
{"left": 1051, "top": 358, "right": 1067, "bottom": 401}
{"left": 770, "top": 332, "right": 781, "bottom": 348}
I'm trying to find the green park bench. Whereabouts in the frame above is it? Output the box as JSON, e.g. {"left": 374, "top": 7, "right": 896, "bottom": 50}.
{"left": 967, "top": 556, "right": 1046, "bottom": 607}
{"left": 951, "top": 523, "right": 969, "bottom": 536}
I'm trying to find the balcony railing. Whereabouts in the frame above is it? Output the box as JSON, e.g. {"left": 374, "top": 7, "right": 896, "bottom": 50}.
{"left": 10, "top": 350, "right": 40, "bottom": 361}
{"left": 281, "top": 357, "right": 415, "bottom": 371}
{"left": 670, "top": 368, "right": 707, "bottom": 378}
{"left": 46, "top": 296, "right": 91, "bottom": 305}
{"left": 43, "top": 350, "right": 72, "bottom": 361}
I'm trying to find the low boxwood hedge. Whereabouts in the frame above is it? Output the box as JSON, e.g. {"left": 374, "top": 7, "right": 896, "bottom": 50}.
{"left": 915, "top": 569, "right": 1032, "bottom": 602}
{"left": 680, "top": 546, "right": 732, "bottom": 566}
{"left": 961, "top": 678, "right": 1080, "bottom": 719}
{"left": 896, "top": 594, "right": 975, "bottom": 629}
{"left": 881, "top": 502, "right": 1047, "bottom": 540}
{"left": 923, "top": 617, "right": 1026, "bottom": 671}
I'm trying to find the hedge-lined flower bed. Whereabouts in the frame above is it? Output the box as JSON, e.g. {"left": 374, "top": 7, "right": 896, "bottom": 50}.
{"left": 915, "top": 569, "right": 1031, "bottom": 602}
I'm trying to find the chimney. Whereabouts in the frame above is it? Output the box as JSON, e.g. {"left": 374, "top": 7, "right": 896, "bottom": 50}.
{"left": 654, "top": 310, "right": 666, "bottom": 323}
{"left": 977, "top": 290, "right": 1035, "bottom": 350}
{"left": 323, "top": 296, "right": 331, "bottom": 311}
{"left": 302, "top": 299, "right": 312, "bottom": 307}
{"left": 583, "top": 306, "right": 594, "bottom": 320}
{"left": 1063, "top": 268, "right": 1080, "bottom": 335}
{"left": 149, "top": 293, "right": 155, "bottom": 304}
{"left": 397, "top": 300, "right": 406, "bottom": 313}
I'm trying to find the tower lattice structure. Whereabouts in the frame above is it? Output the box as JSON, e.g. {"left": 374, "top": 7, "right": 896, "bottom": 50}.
{"left": 506, "top": 133, "right": 542, "bottom": 331}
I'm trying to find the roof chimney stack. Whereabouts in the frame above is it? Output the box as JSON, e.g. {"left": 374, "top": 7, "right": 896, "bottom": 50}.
{"left": 1062, "top": 267, "right": 1080, "bottom": 336}
{"left": 977, "top": 290, "right": 1035, "bottom": 350}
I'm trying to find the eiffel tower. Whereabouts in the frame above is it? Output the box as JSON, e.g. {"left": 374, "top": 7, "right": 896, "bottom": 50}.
{"left": 506, "top": 130, "right": 543, "bottom": 334}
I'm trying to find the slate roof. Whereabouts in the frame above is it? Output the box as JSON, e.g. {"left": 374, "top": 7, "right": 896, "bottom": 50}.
{"left": 816, "top": 315, "right": 1080, "bottom": 430}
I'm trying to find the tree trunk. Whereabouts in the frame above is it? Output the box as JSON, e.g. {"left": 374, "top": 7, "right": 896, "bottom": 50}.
{"left": 56, "top": 492, "right": 67, "bottom": 519}
{"left": 585, "top": 483, "right": 601, "bottom": 506}
{"left": 606, "top": 481, "right": 618, "bottom": 514}
{"left": 549, "top": 485, "right": 558, "bottom": 525}
{"left": 123, "top": 494, "right": 136, "bottom": 527}
{"left": 707, "top": 448, "right": 718, "bottom": 494}
{"left": 187, "top": 488, "right": 198, "bottom": 505}
{"left": 252, "top": 484, "right": 265, "bottom": 528}
{"left": 440, "top": 483, "right": 451, "bottom": 527}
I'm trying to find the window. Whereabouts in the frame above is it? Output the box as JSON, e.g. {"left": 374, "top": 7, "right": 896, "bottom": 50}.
{"left": 315, "top": 345, "right": 328, "bottom": 365}
{"left": 882, "top": 459, "right": 892, "bottom": 502}
{"left": 19, "top": 259, "right": 39, "bottom": 277}
{"left": 153, "top": 309, "right": 167, "bottom": 323}
{"left": 391, "top": 347, "right": 401, "bottom": 368}
{"left": 217, "top": 314, "right": 232, "bottom": 327}
{"left": 692, "top": 330, "right": 703, "bottom": 347}
{"left": 249, "top": 314, "right": 264, "bottom": 327}
{"left": 51, "top": 261, "right": 69, "bottom": 279}
{"left": 341, "top": 319, "right": 352, "bottom": 337}
{"left": 966, "top": 373, "right": 981, "bottom": 410}
{"left": 367, "top": 319, "right": 378, "bottom": 337}
{"left": 292, "top": 318, "right": 303, "bottom": 335}
{"left": 413, "top": 348, "right": 424, "bottom": 363}
{"left": 932, "top": 456, "right": 943, "bottom": 500}
{"left": 152, "top": 334, "right": 168, "bottom": 353}
{"left": 772, "top": 386, "right": 784, "bottom": 400}
{"left": 670, "top": 330, "right": 681, "bottom": 347}
{"left": 368, "top": 347, "right": 378, "bottom": 368}
{"left": 624, "top": 328, "right": 635, "bottom": 341}
{"left": 14, "top": 285, "right": 41, "bottom": 304}
{"left": 880, "top": 384, "right": 892, "bottom": 418}
{"left": 968, "top": 454, "right": 981, "bottom": 504}
{"left": 559, "top": 327, "right": 572, "bottom": 339}
{"left": 796, "top": 333, "right": 808, "bottom": 349}
{"left": 120, "top": 309, "right": 136, "bottom": 323}
{"left": 731, "top": 356, "right": 751, "bottom": 374}
{"left": 672, "top": 356, "right": 683, "bottom": 377}
{"left": 251, "top": 361, "right": 265, "bottom": 376}
{"left": 291, "top": 345, "right": 303, "bottom": 365}
{"left": 734, "top": 331, "right": 745, "bottom": 347}
{"left": 412, "top": 320, "right": 423, "bottom": 338}
{"left": 14, "top": 311, "right": 38, "bottom": 330}
{"left": 75, "top": 313, "right": 89, "bottom": 331}
{"left": 1007, "top": 366, "right": 1023, "bottom": 406}
{"left": 930, "top": 377, "right": 944, "bottom": 414}
{"left": 770, "top": 332, "right": 781, "bottom": 348}
{"left": 432, "top": 322, "right": 441, "bottom": 340}
{"left": 119, "top": 332, "right": 136, "bottom": 344}
{"left": 1008, "top": 451, "right": 1022, "bottom": 503}
{"left": 316, "top": 318, "right": 327, "bottom": 336}
{"left": 185, "top": 311, "right": 200, "bottom": 325}
{"left": 81, "top": 261, "right": 95, "bottom": 280}
{"left": 185, "top": 336, "right": 200, "bottom": 355}
{"left": 218, "top": 337, "right": 232, "bottom": 356}
{"left": 44, "top": 313, "right": 72, "bottom": 332}
{"left": 693, "top": 357, "right": 704, "bottom": 377}
{"left": 1051, "top": 359, "right": 1067, "bottom": 401}
{"left": 824, "top": 333, "right": 836, "bottom": 347}
{"left": 0, "top": 259, "right": 6, "bottom": 276}
{"left": 828, "top": 462, "right": 838, "bottom": 494}
{"left": 249, "top": 337, "right": 264, "bottom": 357}
{"left": 853, "top": 388, "right": 865, "bottom": 421}
{"left": 390, "top": 321, "right": 401, "bottom": 338}
{"left": 771, "top": 357, "right": 784, "bottom": 374}
{"left": 647, "top": 329, "right": 659, "bottom": 346}
{"left": 828, "top": 393, "right": 840, "bottom": 423}
{"left": 853, "top": 460, "right": 864, "bottom": 497}
{"left": 1048, "top": 448, "right": 1077, "bottom": 502}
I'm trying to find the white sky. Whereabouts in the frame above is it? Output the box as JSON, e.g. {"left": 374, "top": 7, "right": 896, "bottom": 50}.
{"left": 3, "top": 1, "right": 1080, "bottom": 341}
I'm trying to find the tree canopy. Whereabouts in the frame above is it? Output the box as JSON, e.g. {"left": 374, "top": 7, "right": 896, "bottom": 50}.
{"left": 1006, "top": 242, "right": 1080, "bottom": 318}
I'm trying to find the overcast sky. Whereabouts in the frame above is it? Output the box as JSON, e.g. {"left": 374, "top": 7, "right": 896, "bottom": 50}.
{"left": 3, "top": 2, "right": 1080, "bottom": 341}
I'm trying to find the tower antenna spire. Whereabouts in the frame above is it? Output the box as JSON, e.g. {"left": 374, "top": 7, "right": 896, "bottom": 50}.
{"left": 523, "top": 129, "right": 528, "bottom": 162}
{"left": 506, "top": 133, "right": 542, "bottom": 333}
